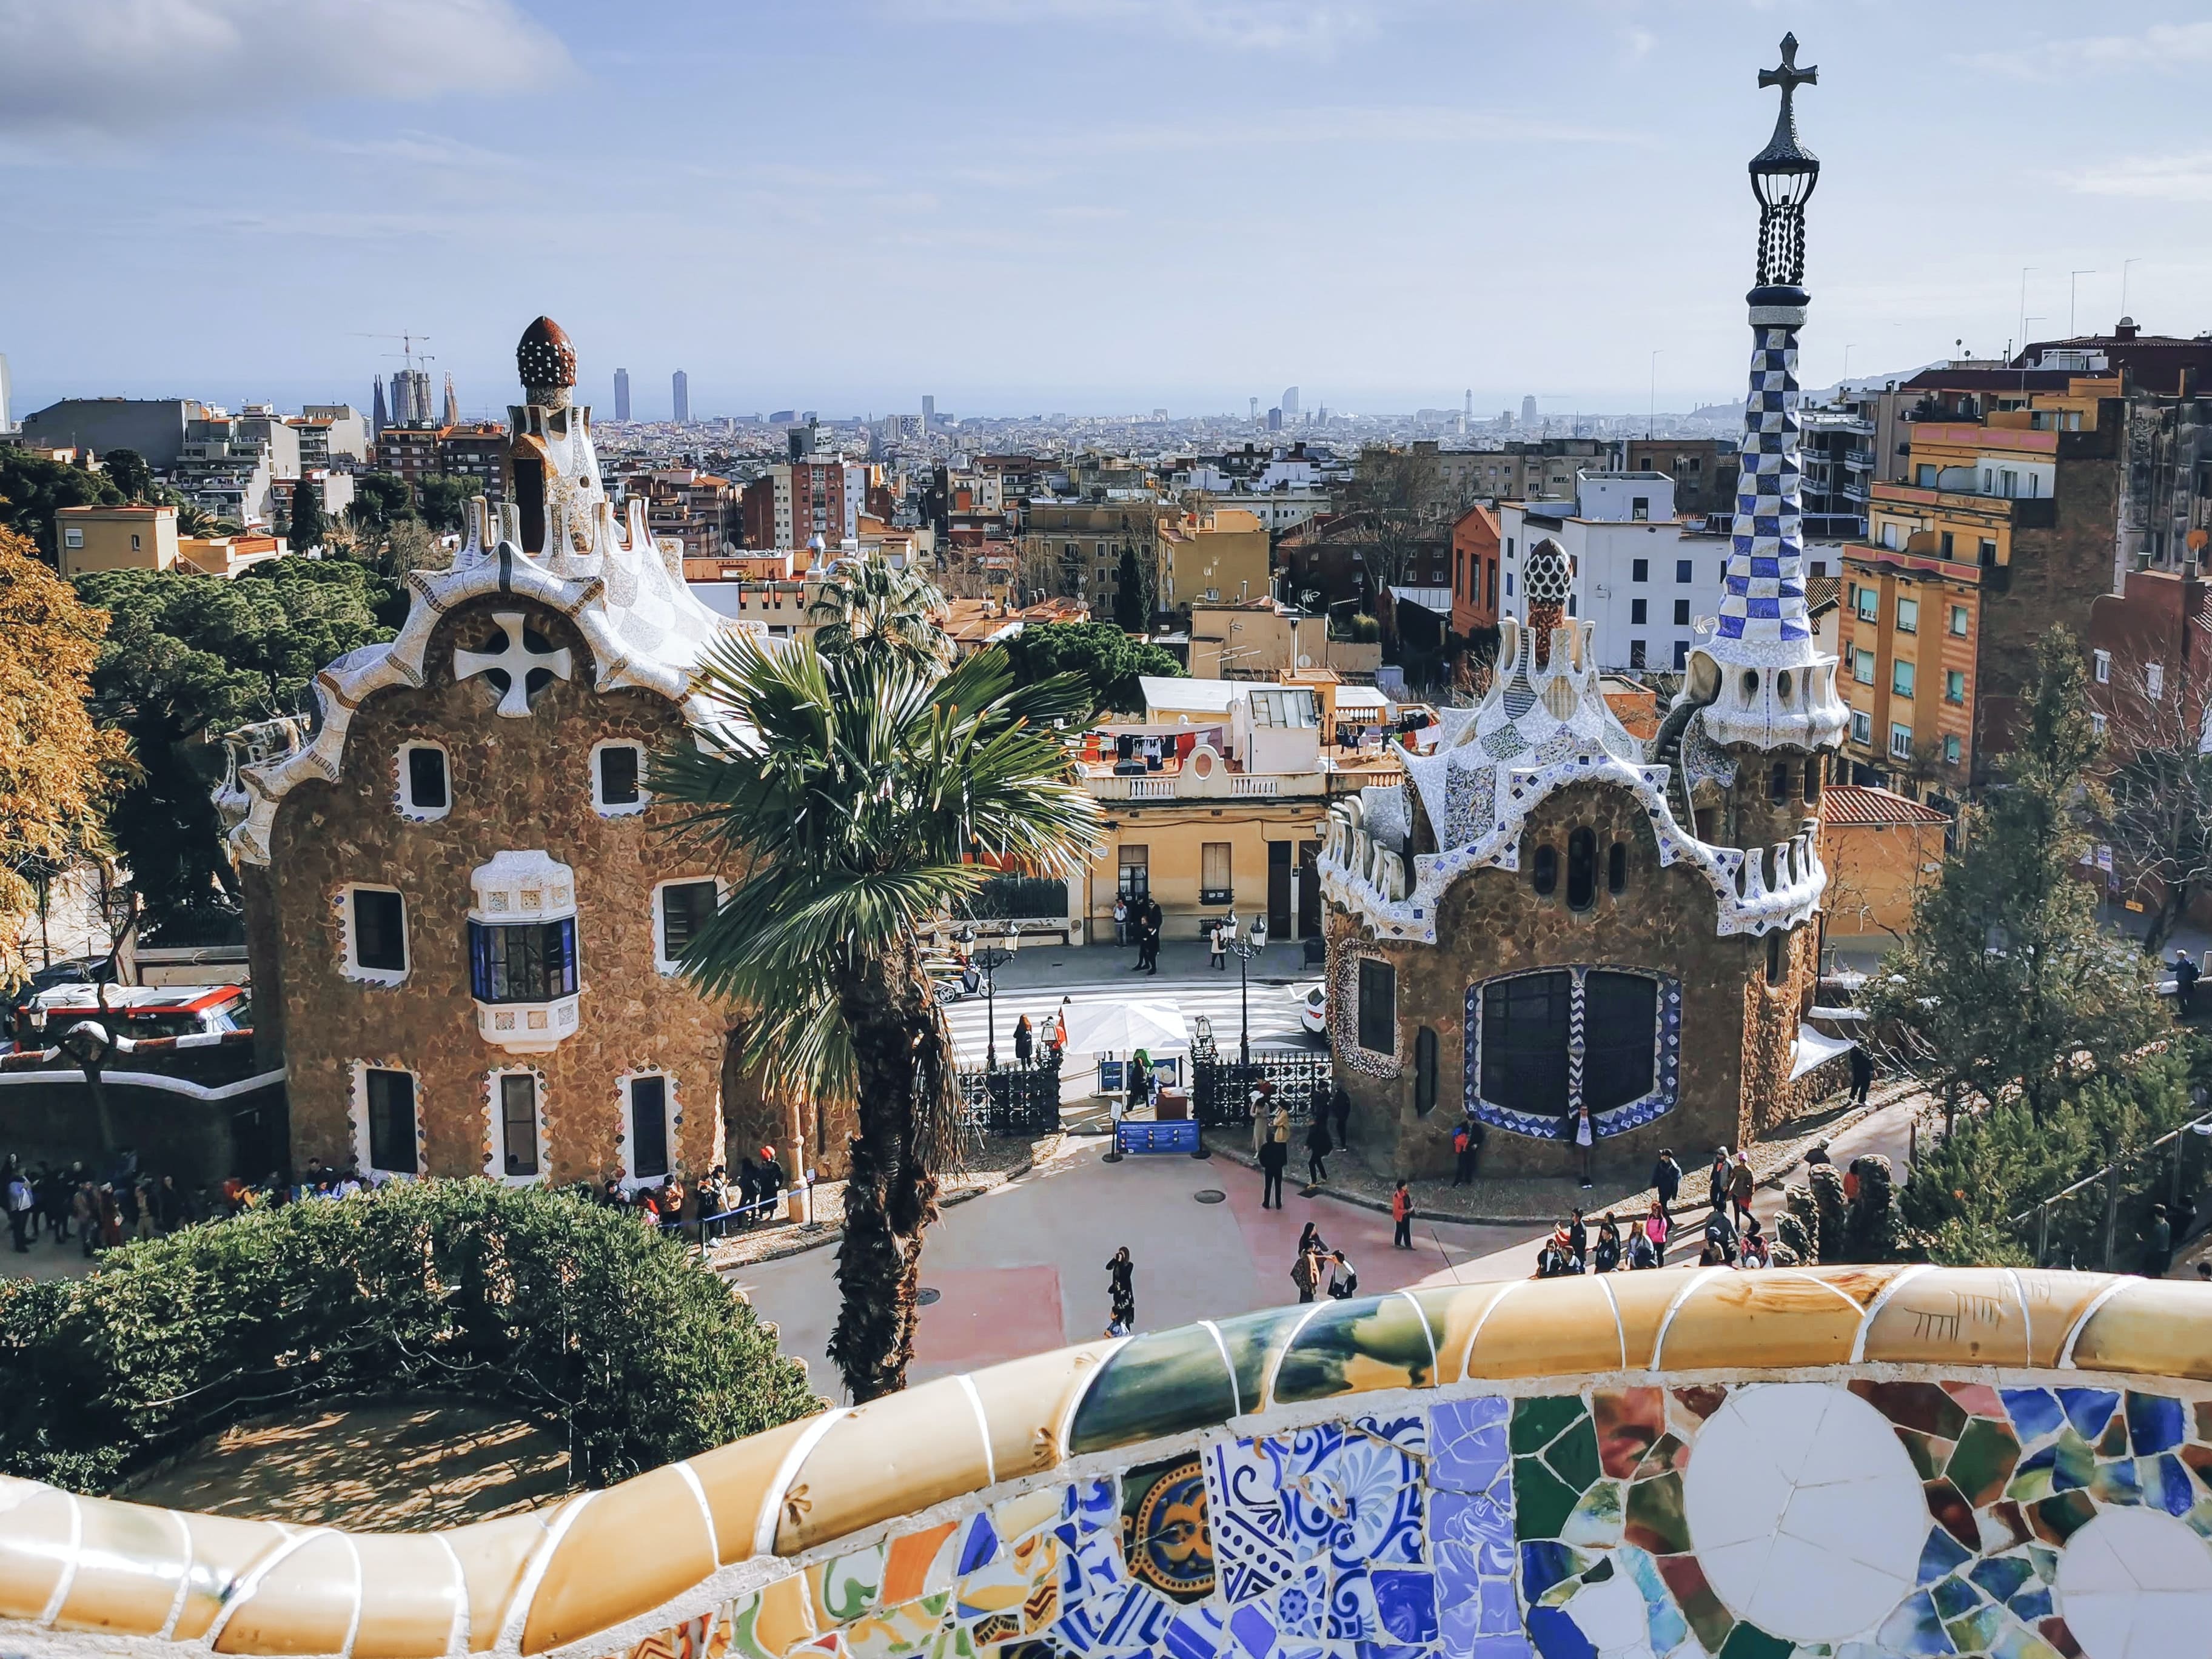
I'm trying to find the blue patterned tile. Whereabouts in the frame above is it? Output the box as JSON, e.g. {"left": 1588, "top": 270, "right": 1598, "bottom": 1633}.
{"left": 1367, "top": 1569, "right": 1436, "bottom": 1647}
{"left": 1999, "top": 1388, "right": 2063, "bottom": 1442}
{"left": 1431, "top": 1398, "right": 1510, "bottom": 1496}
{"left": 2055, "top": 1386, "right": 2120, "bottom": 1441}
{"left": 2127, "top": 1390, "right": 2187, "bottom": 1455}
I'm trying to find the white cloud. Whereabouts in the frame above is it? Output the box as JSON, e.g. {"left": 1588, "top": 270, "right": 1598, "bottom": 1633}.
{"left": 1963, "top": 21, "right": 2212, "bottom": 80}
{"left": 2058, "top": 152, "right": 2212, "bottom": 203}
{"left": 896, "top": 0, "right": 1382, "bottom": 55}
{"left": 0, "top": 0, "right": 572, "bottom": 134}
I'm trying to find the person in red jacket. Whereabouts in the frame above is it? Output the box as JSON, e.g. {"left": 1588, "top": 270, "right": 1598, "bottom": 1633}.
{"left": 1391, "top": 1179, "right": 1413, "bottom": 1250}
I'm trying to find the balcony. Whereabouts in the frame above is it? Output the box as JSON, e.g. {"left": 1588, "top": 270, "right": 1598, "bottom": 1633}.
{"left": 1843, "top": 449, "right": 1874, "bottom": 470}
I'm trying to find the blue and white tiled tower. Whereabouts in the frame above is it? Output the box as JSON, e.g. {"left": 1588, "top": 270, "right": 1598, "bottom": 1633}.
{"left": 1689, "top": 33, "right": 1849, "bottom": 755}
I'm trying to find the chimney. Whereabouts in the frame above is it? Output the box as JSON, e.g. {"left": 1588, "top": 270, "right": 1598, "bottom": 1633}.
{"left": 2116, "top": 317, "right": 2140, "bottom": 342}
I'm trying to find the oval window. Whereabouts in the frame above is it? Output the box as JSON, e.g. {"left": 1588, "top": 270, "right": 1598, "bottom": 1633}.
{"left": 1566, "top": 827, "right": 1597, "bottom": 910}
{"left": 1532, "top": 843, "right": 1558, "bottom": 896}
{"left": 1414, "top": 1027, "right": 1438, "bottom": 1117}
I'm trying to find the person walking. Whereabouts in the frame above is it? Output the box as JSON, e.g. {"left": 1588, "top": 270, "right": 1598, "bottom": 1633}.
{"left": 1106, "top": 1246, "right": 1137, "bottom": 1333}
{"left": 1325, "top": 1248, "right": 1358, "bottom": 1299}
{"left": 1651, "top": 1148, "right": 1681, "bottom": 1211}
{"left": 1052, "top": 997, "right": 1070, "bottom": 1053}
{"left": 1643, "top": 1197, "right": 1671, "bottom": 1267}
{"left": 1014, "top": 1015, "right": 1033, "bottom": 1068}
{"left": 1209, "top": 920, "right": 1227, "bottom": 971}
{"left": 1113, "top": 895, "right": 1128, "bottom": 948}
{"left": 2143, "top": 1204, "right": 2176, "bottom": 1278}
{"left": 1727, "top": 1151, "right": 1756, "bottom": 1231}
{"left": 1303, "top": 1113, "right": 1333, "bottom": 1190}
{"left": 1391, "top": 1180, "right": 1414, "bottom": 1250}
{"left": 1572, "top": 1103, "right": 1594, "bottom": 1189}
{"left": 1567, "top": 1206, "right": 1588, "bottom": 1272}
{"left": 1331, "top": 1084, "right": 1351, "bottom": 1148}
{"left": 2176, "top": 951, "right": 2201, "bottom": 1018}
{"left": 1703, "top": 1201, "right": 1737, "bottom": 1263}
{"left": 1451, "top": 1119, "right": 1474, "bottom": 1186}
{"left": 1848, "top": 1042, "right": 1874, "bottom": 1106}
{"left": 1707, "top": 1147, "right": 1731, "bottom": 1212}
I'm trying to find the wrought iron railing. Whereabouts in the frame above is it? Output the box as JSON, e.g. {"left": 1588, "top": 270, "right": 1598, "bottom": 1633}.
{"left": 2006, "top": 1107, "right": 2212, "bottom": 1270}
{"left": 954, "top": 1050, "right": 1064, "bottom": 1139}
{"left": 1191, "top": 1053, "right": 1333, "bottom": 1127}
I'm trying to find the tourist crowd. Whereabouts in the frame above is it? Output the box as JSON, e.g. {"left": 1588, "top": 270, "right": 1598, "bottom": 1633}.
{"left": 4, "top": 1153, "right": 206, "bottom": 1256}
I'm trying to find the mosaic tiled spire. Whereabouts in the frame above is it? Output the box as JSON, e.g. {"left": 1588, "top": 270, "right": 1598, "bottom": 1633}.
{"left": 1690, "top": 34, "right": 1847, "bottom": 754}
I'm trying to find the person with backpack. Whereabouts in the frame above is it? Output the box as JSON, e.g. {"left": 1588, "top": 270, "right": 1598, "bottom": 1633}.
{"left": 1707, "top": 1147, "right": 1732, "bottom": 1211}
{"left": 1391, "top": 1180, "right": 1414, "bottom": 1250}
{"left": 1592, "top": 1213, "right": 1621, "bottom": 1273}
{"left": 1106, "top": 1246, "right": 1136, "bottom": 1332}
{"left": 1650, "top": 1148, "right": 1681, "bottom": 1210}
{"left": 1013, "top": 1015, "right": 1034, "bottom": 1068}
{"left": 1727, "top": 1151, "right": 1757, "bottom": 1230}
{"left": 1450, "top": 1119, "right": 1475, "bottom": 1186}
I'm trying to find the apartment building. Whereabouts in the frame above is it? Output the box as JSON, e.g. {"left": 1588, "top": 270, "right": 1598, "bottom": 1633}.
{"left": 739, "top": 460, "right": 863, "bottom": 551}
{"left": 1156, "top": 507, "right": 1269, "bottom": 611}
{"left": 1019, "top": 499, "right": 1160, "bottom": 612}
{"left": 56, "top": 504, "right": 285, "bottom": 578}
{"left": 1450, "top": 503, "right": 1500, "bottom": 635}
{"left": 288, "top": 406, "right": 371, "bottom": 469}
{"left": 1839, "top": 380, "right": 2123, "bottom": 799}
{"left": 1498, "top": 473, "right": 1740, "bottom": 673}
{"left": 170, "top": 407, "right": 301, "bottom": 527}
{"left": 1617, "top": 437, "right": 1740, "bottom": 520}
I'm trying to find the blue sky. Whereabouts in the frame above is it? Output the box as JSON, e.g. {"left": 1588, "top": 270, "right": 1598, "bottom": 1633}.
{"left": 4, "top": 1, "right": 2210, "bottom": 422}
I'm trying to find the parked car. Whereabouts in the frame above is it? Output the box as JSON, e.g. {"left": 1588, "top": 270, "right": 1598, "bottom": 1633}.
{"left": 1299, "top": 984, "right": 1328, "bottom": 1038}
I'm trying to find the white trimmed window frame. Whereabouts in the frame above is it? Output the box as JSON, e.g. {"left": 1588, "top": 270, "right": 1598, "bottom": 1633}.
{"left": 350, "top": 1061, "right": 425, "bottom": 1179}
{"left": 339, "top": 883, "right": 409, "bottom": 987}
{"left": 590, "top": 739, "right": 651, "bottom": 817}
{"left": 652, "top": 876, "right": 725, "bottom": 976}
{"left": 616, "top": 1068, "right": 681, "bottom": 1190}
{"left": 484, "top": 1067, "right": 550, "bottom": 1186}
{"left": 395, "top": 742, "right": 452, "bottom": 822}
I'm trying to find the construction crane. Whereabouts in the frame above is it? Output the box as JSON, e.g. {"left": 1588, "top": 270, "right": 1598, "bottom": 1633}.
{"left": 350, "top": 330, "right": 434, "bottom": 372}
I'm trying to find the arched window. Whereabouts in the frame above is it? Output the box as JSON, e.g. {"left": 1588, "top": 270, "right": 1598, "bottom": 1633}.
{"left": 1769, "top": 762, "right": 1790, "bottom": 803}
{"left": 1803, "top": 762, "right": 1822, "bottom": 805}
{"left": 1607, "top": 841, "right": 1627, "bottom": 895}
{"left": 1566, "top": 827, "right": 1597, "bottom": 910}
{"left": 1480, "top": 971, "right": 1572, "bottom": 1119}
{"left": 1414, "top": 1027, "right": 1438, "bottom": 1116}
{"left": 1583, "top": 972, "right": 1658, "bottom": 1109}
{"left": 1532, "top": 843, "right": 1558, "bottom": 896}
{"left": 1766, "top": 930, "right": 1786, "bottom": 985}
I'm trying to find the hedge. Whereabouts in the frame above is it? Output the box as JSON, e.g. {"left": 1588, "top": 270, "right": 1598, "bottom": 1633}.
{"left": 0, "top": 1179, "right": 822, "bottom": 1493}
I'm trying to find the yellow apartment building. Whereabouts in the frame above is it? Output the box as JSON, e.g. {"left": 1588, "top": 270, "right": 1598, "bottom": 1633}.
{"left": 1819, "top": 783, "right": 1949, "bottom": 940}
{"left": 1156, "top": 508, "right": 1271, "bottom": 613}
{"left": 1838, "top": 381, "right": 2122, "bottom": 800}
{"left": 1080, "top": 677, "right": 1398, "bottom": 944}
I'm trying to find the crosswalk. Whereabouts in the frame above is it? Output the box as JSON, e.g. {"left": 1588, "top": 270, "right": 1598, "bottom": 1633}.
{"left": 939, "top": 976, "right": 1319, "bottom": 1065}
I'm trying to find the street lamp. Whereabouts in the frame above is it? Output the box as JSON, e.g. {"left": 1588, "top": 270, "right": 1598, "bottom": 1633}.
{"left": 1219, "top": 910, "right": 1263, "bottom": 1067}
{"left": 957, "top": 924, "right": 1018, "bottom": 1071}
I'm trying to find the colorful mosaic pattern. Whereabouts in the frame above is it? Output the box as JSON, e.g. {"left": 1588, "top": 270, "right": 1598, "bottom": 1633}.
{"left": 636, "top": 1377, "right": 2212, "bottom": 1659}
{"left": 1717, "top": 320, "right": 1811, "bottom": 648}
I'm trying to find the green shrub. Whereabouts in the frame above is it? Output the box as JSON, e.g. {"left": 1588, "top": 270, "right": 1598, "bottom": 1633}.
{"left": 0, "top": 1180, "right": 821, "bottom": 1493}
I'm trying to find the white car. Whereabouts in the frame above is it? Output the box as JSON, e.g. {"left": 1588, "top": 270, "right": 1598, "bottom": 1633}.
{"left": 1299, "top": 984, "right": 1328, "bottom": 1038}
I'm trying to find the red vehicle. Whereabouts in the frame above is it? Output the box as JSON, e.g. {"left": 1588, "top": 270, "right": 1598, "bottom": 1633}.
{"left": 12, "top": 984, "right": 252, "bottom": 1054}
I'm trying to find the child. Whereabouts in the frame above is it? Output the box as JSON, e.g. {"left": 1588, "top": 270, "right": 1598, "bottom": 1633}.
{"left": 1391, "top": 1180, "right": 1414, "bottom": 1250}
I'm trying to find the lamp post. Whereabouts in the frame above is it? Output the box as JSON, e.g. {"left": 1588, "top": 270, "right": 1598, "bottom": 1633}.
{"left": 957, "top": 925, "right": 1018, "bottom": 1071}
{"left": 1220, "top": 910, "right": 1262, "bottom": 1067}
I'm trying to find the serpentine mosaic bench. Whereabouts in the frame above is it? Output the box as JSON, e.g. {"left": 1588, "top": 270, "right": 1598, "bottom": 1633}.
{"left": 6, "top": 1266, "right": 2212, "bottom": 1659}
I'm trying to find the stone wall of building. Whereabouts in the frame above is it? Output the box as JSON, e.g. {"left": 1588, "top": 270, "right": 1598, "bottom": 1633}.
{"left": 253, "top": 594, "right": 733, "bottom": 1188}
{"left": 1333, "top": 780, "right": 1762, "bottom": 1180}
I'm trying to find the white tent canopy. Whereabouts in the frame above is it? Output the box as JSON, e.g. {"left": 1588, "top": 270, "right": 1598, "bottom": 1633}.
{"left": 1059, "top": 999, "right": 1190, "bottom": 1057}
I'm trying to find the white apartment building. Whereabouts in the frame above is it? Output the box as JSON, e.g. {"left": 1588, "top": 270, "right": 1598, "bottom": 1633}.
{"left": 1498, "top": 472, "right": 1731, "bottom": 674}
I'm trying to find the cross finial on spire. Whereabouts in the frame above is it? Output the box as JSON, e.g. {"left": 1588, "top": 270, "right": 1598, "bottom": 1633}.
{"left": 1758, "top": 32, "right": 1815, "bottom": 106}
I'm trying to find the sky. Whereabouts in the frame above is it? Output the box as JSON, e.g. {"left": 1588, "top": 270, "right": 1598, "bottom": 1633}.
{"left": 4, "top": 0, "right": 2211, "bottom": 424}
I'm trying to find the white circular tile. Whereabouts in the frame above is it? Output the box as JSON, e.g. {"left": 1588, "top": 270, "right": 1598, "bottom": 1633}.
{"left": 1681, "top": 1381, "right": 1926, "bottom": 1642}
{"left": 2059, "top": 1504, "right": 2212, "bottom": 1659}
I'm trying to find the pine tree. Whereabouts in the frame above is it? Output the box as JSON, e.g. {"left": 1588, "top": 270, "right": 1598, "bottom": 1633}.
{"left": 1113, "top": 544, "right": 1151, "bottom": 633}
{"left": 1871, "top": 628, "right": 2162, "bottom": 1119}
{"left": 289, "top": 477, "right": 327, "bottom": 551}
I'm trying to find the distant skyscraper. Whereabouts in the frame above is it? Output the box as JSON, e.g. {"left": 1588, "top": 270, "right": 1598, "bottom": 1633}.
{"left": 371, "top": 378, "right": 389, "bottom": 438}
{"left": 441, "top": 372, "right": 459, "bottom": 427}
{"left": 387, "top": 368, "right": 431, "bottom": 426}
{"left": 1249, "top": 396, "right": 1259, "bottom": 422}
{"left": 1281, "top": 386, "right": 1300, "bottom": 418}
{"left": 1267, "top": 407, "right": 1284, "bottom": 432}
{"left": 0, "top": 352, "right": 13, "bottom": 434}
{"left": 921, "top": 394, "right": 935, "bottom": 435}
{"left": 1521, "top": 395, "right": 1538, "bottom": 427}
{"left": 672, "top": 370, "right": 690, "bottom": 424}
{"left": 614, "top": 368, "right": 631, "bottom": 422}
{"left": 1464, "top": 388, "right": 1473, "bottom": 418}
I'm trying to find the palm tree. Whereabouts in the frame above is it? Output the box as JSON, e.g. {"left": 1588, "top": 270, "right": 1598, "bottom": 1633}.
{"left": 653, "top": 597, "right": 1097, "bottom": 1401}
{"left": 805, "top": 559, "right": 951, "bottom": 667}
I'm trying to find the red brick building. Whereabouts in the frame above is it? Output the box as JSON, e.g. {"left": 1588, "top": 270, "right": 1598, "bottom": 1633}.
{"left": 1450, "top": 503, "right": 1499, "bottom": 635}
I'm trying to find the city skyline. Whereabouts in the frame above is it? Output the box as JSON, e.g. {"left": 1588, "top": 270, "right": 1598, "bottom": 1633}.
{"left": 3, "top": 1, "right": 2210, "bottom": 418}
